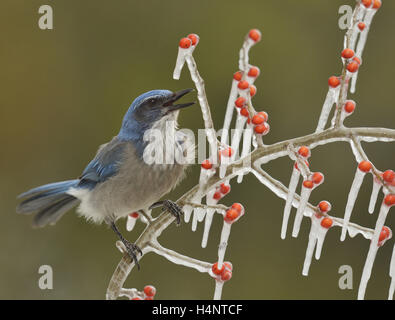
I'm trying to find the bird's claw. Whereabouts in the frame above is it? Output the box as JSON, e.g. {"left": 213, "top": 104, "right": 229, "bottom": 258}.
{"left": 150, "top": 200, "right": 183, "bottom": 226}
{"left": 123, "top": 240, "right": 143, "bottom": 269}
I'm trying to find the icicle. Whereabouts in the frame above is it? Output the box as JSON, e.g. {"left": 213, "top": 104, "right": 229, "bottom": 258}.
{"left": 230, "top": 113, "right": 247, "bottom": 161}
{"left": 126, "top": 213, "right": 138, "bottom": 232}
{"left": 173, "top": 42, "right": 196, "bottom": 80}
{"left": 201, "top": 189, "right": 218, "bottom": 248}
{"left": 358, "top": 201, "right": 391, "bottom": 300}
{"left": 281, "top": 167, "right": 300, "bottom": 239}
{"left": 341, "top": 168, "right": 366, "bottom": 241}
{"left": 356, "top": 9, "right": 377, "bottom": 59}
{"left": 368, "top": 178, "right": 381, "bottom": 214}
{"left": 302, "top": 216, "right": 319, "bottom": 276}
{"left": 389, "top": 244, "right": 395, "bottom": 300}
{"left": 217, "top": 222, "right": 232, "bottom": 269}
{"left": 315, "top": 221, "right": 330, "bottom": 260}
{"left": 315, "top": 86, "right": 340, "bottom": 133}
{"left": 213, "top": 280, "right": 224, "bottom": 300}
{"left": 183, "top": 204, "right": 193, "bottom": 223}
{"left": 292, "top": 185, "right": 312, "bottom": 238}
{"left": 237, "top": 125, "right": 253, "bottom": 183}
{"left": 220, "top": 80, "right": 239, "bottom": 146}
{"left": 192, "top": 207, "right": 206, "bottom": 232}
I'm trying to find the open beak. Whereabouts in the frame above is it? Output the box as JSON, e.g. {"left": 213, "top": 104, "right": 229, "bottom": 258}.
{"left": 164, "top": 88, "right": 195, "bottom": 113}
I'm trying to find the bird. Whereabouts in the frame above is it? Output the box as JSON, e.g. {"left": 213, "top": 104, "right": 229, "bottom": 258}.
{"left": 16, "top": 89, "right": 195, "bottom": 268}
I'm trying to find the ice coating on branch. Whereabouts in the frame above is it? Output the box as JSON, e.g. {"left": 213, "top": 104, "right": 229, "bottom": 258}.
{"left": 213, "top": 280, "right": 224, "bottom": 300}
{"left": 358, "top": 201, "right": 391, "bottom": 300}
{"left": 221, "top": 80, "right": 239, "bottom": 146}
{"left": 368, "top": 178, "right": 382, "bottom": 214}
{"left": 389, "top": 244, "right": 395, "bottom": 300}
{"left": 315, "top": 86, "right": 340, "bottom": 133}
{"left": 282, "top": 167, "right": 300, "bottom": 239}
{"left": 341, "top": 168, "right": 366, "bottom": 241}
{"left": 292, "top": 184, "right": 312, "bottom": 238}
{"left": 237, "top": 125, "right": 253, "bottom": 183}
{"left": 302, "top": 215, "right": 330, "bottom": 276}
{"left": 217, "top": 222, "right": 232, "bottom": 270}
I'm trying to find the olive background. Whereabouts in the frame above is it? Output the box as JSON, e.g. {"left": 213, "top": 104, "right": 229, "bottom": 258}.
{"left": 1, "top": 0, "right": 394, "bottom": 299}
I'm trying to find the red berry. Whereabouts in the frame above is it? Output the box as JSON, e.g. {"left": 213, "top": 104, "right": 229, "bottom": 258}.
{"left": 129, "top": 212, "right": 139, "bottom": 218}
{"left": 328, "top": 76, "right": 340, "bottom": 88}
{"left": 238, "top": 80, "right": 249, "bottom": 90}
{"left": 131, "top": 297, "right": 142, "bottom": 300}
{"left": 384, "top": 194, "right": 395, "bottom": 207}
{"left": 347, "top": 61, "right": 359, "bottom": 73}
{"left": 344, "top": 100, "right": 356, "bottom": 113}
{"left": 224, "top": 208, "right": 240, "bottom": 223}
{"left": 144, "top": 285, "right": 156, "bottom": 297}
{"left": 318, "top": 201, "right": 331, "bottom": 212}
{"left": 379, "top": 228, "right": 388, "bottom": 242}
{"left": 249, "top": 85, "right": 257, "bottom": 97}
{"left": 213, "top": 191, "right": 222, "bottom": 200}
{"left": 235, "top": 97, "right": 246, "bottom": 108}
{"left": 358, "top": 160, "right": 372, "bottom": 172}
{"left": 145, "top": 297, "right": 154, "bottom": 300}
{"left": 248, "top": 66, "right": 260, "bottom": 78}
{"left": 303, "top": 180, "right": 314, "bottom": 189}
{"left": 321, "top": 217, "right": 333, "bottom": 229}
{"left": 312, "top": 172, "right": 324, "bottom": 185}
{"left": 252, "top": 114, "right": 265, "bottom": 125}
{"left": 231, "top": 203, "right": 244, "bottom": 214}
{"left": 373, "top": 0, "right": 382, "bottom": 9}
{"left": 248, "top": 29, "right": 261, "bottom": 42}
{"left": 212, "top": 262, "right": 224, "bottom": 275}
{"left": 179, "top": 37, "right": 192, "bottom": 49}
{"left": 353, "top": 56, "right": 362, "bottom": 65}
{"left": 358, "top": 22, "right": 366, "bottom": 31}
{"left": 187, "top": 33, "right": 199, "bottom": 46}
{"left": 221, "top": 270, "right": 232, "bottom": 281}
{"left": 240, "top": 107, "right": 249, "bottom": 117}
{"left": 233, "top": 71, "right": 243, "bottom": 81}
{"left": 201, "top": 159, "right": 213, "bottom": 170}
{"left": 341, "top": 48, "right": 355, "bottom": 59}
{"left": 220, "top": 147, "right": 233, "bottom": 157}
{"left": 382, "top": 226, "right": 391, "bottom": 238}
{"left": 383, "top": 170, "right": 395, "bottom": 183}
{"left": 362, "top": 0, "right": 372, "bottom": 8}
{"left": 223, "top": 261, "right": 233, "bottom": 271}
{"left": 298, "top": 146, "right": 310, "bottom": 158}
{"left": 257, "top": 111, "right": 268, "bottom": 122}
{"left": 220, "top": 183, "right": 231, "bottom": 194}
{"left": 254, "top": 122, "right": 270, "bottom": 135}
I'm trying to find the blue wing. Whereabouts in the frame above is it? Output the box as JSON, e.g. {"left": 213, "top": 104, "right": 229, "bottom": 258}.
{"left": 78, "top": 137, "right": 127, "bottom": 189}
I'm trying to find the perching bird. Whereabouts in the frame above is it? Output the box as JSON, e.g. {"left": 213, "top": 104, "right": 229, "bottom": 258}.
{"left": 17, "top": 89, "right": 195, "bottom": 267}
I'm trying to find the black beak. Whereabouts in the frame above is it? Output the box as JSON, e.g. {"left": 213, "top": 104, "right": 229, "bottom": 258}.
{"left": 164, "top": 88, "right": 195, "bottom": 112}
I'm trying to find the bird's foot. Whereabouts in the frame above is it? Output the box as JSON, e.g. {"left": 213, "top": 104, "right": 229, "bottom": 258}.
{"left": 150, "top": 200, "right": 183, "bottom": 225}
{"left": 122, "top": 239, "right": 143, "bottom": 269}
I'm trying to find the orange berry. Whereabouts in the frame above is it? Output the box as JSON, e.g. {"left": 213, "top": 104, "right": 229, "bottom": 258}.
{"left": 233, "top": 71, "right": 243, "bottom": 81}
{"left": 353, "top": 56, "right": 362, "bottom": 65}
{"left": 179, "top": 37, "right": 192, "bottom": 49}
{"left": 224, "top": 208, "right": 240, "bottom": 223}
{"left": 257, "top": 111, "right": 268, "bottom": 121}
{"left": 358, "top": 22, "right": 366, "bottom": 31}
{"left": 382, "top": 226, "right": 391, "bottom": 238}
{"left": 248, "top": 66, "right": 260, "bottom": 78}
{"left": 318, "top": 201, "right": 331, "bottom": 213}
{"left": 220, "top": 183, "right": 231, "bottom": 194}
{"left": 328, "top": 76, "right": 340, "bottom": 88}
{"left": 362, "top": 0, "right": 372, "bottom": 8}
{"left": 383, "top": 170, "right": 395, "bottom": 183}
{"left": 347, "top": 61, "right": 359, "bottom": 73}
{"left": 341, "top": 48, "right": 355, "bottom": 59}
{"left": 238, "top": 80, "right": 249, "bottom": 90}
{"left": 254, "top": 122, "right": 270, "bottom": 135}
{"left": 379, "top": 228, "right": 389, "bottom": 242}
{"left": 221, "top": 270, "right": 232, "bottom": 281}
{"left": 144, "top": 285, "right": 156, "bottom": 297}
{"left": 298, "top": 146, "right": 310, "bottom": 158}
{"left": 248, "top": 29, "right": 261, "bottom": 42}
{"left": 231, "top": 203, "right": 244, "bottom": 214}
{"left": 201, "top": 159, "right": 213, "bottom": 170}
{"left": 384, "top": 194, "right": 395, "bottom": 206}
{"left": 312, "top": 172, "right": 324, "bottom": 185}
{"left": 240, "top": 107, "right": 249, "bottom": 117}
{"left": 249, "top": 85, "right": 257, "bottom": 97}
{"left": 252, "top": 114, "right": 265, "bottom": 125}
{"left": 344, "top": 100, "right": 356, "bottom": 113}
{"left": 303, "top": 180, "right": 314, "bottom": 189}
{"left": 211, "top": 262, "right": 225, "bottom": 275}
{"left": 129, "top": 212, "right": 139, "bottom": 218}
{"left": 321, "top": 217, "right": 333, "bottom": 229}
{"left": 235, "top": 97, "right": 246, "bottom": 108}
{"left": 358, "top": 160, "right": 372, "bottom": 172}
{"left": 373, "top": 0, "right": 382, "bottom": 9}
{"left": 223, "top": 261, "right": 233, "bottom": 271}
{"left": 187, "top": 33, "right": 199, "bottom": 46}
{"left": 213, "top": 191, "right": 222, "bottom": 200}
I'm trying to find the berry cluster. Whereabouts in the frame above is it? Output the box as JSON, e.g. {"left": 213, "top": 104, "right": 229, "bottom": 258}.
{"left": 130, "top": 285, "right": 157, "bottom": 300}
{"left": 224, "top": 203, "right": 245, "bottom": 224}
{"left": 211, "top": 262, "right": 233, "bottom": 282}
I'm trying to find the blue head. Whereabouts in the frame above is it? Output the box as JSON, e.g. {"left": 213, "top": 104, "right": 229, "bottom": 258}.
{"left": 118, "top": 89, "right": 194, "bottom": 151}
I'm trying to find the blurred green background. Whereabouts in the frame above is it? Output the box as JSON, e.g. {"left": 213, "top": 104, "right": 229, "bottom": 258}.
{"left": 1, "top": 0, "right": 394, "bottom": 300}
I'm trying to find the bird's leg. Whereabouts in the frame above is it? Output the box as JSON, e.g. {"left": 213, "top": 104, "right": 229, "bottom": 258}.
{"left": 110, "top": 221, "right": 142, "bottom": 269}
{"left": 149, "top": 199, "right": 183, "bottom": 225}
